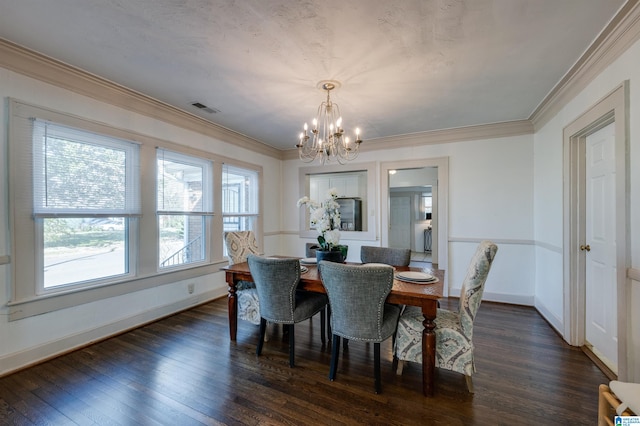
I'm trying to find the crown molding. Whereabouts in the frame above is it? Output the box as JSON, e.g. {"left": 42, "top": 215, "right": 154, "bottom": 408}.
{"left": 531, "top": 0, "right": 640, "bottom": 130}
{"left": 4, "top": 0, "right": 638, "bottom": 163}
{"left": 0, "top": 38, "right": 284, "bottom": 160}
{"left": 282, "top": 120, "right": 533, "bottom": 160}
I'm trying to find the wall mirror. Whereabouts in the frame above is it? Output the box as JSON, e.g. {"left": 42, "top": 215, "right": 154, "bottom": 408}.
{"left": 298, "top": 162, "right": 377, "bottom": 241}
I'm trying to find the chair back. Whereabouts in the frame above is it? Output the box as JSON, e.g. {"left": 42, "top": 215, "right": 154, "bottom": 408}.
{"left": 319, "top": 261, "right": 395, "bottom": 341}
{"left": 224, "top": 231, "right": 259, "bottom": 264}
{"left": 247, "top": 255, "right": 300, "bottom": 322}
{"left": 305, "top": 243, "right": 320, "bottom": 258}
{"left": 360, "top": 246, "right": 411, "bottom": 267}
{"left": 458, "top": 241, "right": 498, "bottom": 338}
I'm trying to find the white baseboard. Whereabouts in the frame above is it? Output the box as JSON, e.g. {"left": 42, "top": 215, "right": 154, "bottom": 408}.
{"left": 450, "top": 287, "right": 535, "bottom": 306}
{"left": 0, "top": 288, "right": 228, "bottom": 377}
{"left": 533, "top": 298, "right": 565, "bottom": 340}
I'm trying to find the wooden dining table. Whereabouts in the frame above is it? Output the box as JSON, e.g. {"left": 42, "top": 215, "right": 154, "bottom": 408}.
{"left": 222, "top": 260, "right": 444, "bottom": 397}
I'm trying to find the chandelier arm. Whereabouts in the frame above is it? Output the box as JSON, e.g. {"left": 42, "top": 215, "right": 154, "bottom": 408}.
{"left": 297, "top": 81, "right": 362, "bottom": 164}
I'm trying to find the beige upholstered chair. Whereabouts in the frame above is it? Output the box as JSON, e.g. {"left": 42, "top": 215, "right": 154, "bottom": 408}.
{"left": 223, "top": 231, "right": 261, "bottom": 325}
{"left": 394, "top": 240, "right": 498, "bottom": 393}
{"left": 360, "top": 246, "right": 411, "bottom": 267}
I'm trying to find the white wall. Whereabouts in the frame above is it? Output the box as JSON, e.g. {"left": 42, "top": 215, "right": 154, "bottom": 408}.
{"left": 533, "top": 36, "right": 640, "bottom": 381}
{"left": 0, "top": 67, "right": 282, "bottom": 375}
{"left": 282, "top": 133, "right": 535, "bottom": 305}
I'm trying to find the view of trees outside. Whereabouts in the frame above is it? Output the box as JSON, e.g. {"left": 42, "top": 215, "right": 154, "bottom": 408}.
{"left": 38, "top": 129, "right": 134, "bottom": 288}
{"left": 43, "top": 217, "right": 127, "bottom": 288}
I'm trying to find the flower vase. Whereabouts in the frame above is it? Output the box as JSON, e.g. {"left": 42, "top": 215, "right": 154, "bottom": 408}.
{"left": 316, "top": 249, "right": 345, "bottom": 264}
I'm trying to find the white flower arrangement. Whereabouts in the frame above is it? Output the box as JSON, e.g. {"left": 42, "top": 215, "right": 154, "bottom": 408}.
{"left": 297, "top": 188, "right": 342, "bottom": 251}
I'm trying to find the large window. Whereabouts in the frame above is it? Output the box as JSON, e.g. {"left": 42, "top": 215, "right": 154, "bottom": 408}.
{"left": 8, "top": 100, "right": 263, "bottom": 320}
{"left": 157, "top": 149, "right": 213, "bottom": 269}
{"left": 222, "top": 164, "right": 259, "bottom": 231}
{"left": 33, "top": 120, "right": 139, "bottom": 291}
{"left": 222, "top": 164, "right": 259, "bottom": 255}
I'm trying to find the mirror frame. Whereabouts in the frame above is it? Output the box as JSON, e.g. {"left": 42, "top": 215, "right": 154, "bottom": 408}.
{"left": 298, "top": 162, "right": 377, "bottom": 241}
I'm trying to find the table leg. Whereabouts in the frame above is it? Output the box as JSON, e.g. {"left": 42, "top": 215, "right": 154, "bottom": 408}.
{"left": 227, "top": 274, "right": 238, "bottom": 341}
{"left": 422, "top": 304, "right": 437, "bottom": 396}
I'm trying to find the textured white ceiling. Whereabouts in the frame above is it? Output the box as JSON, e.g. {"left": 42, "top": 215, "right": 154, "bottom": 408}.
{"left": 0, "top": 0, "right": 627, "bottom": 150}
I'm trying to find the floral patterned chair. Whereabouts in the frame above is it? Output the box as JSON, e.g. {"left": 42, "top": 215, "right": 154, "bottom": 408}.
{"left": 223, "top": 231, "right": 261, "bottom": 325}
{"left": 394, "top": 240, "right": 498, "bottom": 393}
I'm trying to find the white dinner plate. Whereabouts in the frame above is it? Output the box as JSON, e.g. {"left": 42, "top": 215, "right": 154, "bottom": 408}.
{"left": 300, "top": 257, "right": 317, "bottom": 265}
{"left": 395, "top": 271, "right": 437, "bottom": 283}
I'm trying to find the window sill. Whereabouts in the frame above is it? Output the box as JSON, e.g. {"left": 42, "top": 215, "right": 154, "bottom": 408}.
{"left": 7, "top": 260, "right": 227, "bottom": 321}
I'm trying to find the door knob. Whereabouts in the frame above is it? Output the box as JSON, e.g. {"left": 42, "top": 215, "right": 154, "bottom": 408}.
{"left": 580, "top": 244, "right": 591, "bottom": 252}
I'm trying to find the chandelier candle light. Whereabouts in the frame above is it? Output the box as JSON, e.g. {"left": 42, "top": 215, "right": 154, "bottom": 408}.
{"left": 296, "top": 81, "right": 362, "bottom": 164}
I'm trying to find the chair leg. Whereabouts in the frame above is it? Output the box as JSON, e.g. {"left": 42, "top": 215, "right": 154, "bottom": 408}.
{"left": 327, "top": 305, "right": 332, "bottom": 341}
{"left": 320, "top": 308, "right": 326, "bottom": 345}
{"left": 289, "top": 324, "right": 295, "bottom": 368}
{"left": 465, "top": 375, "right": 474, "bottom": 393}
{"left": 343, "top": 338, "right": 349, "bottom": 350}
{"left": 374, "top": 342, "right": 381, "bottom": 394}
{"left": 329, "top": 335, "right": 340, "bottom": 381}
{"left": 257, "top": 318, "right": 267, "bottom": 356}
{"left": 396, "top": 360, "right": 405, "bottom": 375}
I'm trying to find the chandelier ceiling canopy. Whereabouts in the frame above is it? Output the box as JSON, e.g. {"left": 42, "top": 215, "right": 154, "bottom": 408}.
{"left": 296, "top": 80, "right": 362, "bottom": 164}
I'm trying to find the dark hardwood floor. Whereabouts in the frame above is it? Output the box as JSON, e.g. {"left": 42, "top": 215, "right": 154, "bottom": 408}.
{"left": 0, "top": 297, "right": 608, "bottom": 425}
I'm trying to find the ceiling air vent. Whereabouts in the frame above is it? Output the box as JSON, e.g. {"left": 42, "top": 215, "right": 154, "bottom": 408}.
{"left": 191, "top": 102, "right": 219, "bottom": 114}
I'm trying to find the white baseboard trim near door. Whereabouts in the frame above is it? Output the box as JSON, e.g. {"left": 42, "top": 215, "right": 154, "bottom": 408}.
{"left": 449, "top": 288, "right": 534, "bottom": 306}
{"left": 534, "top": 298, "right": 565, "bottom": 340}
{"left": 0, "top": 288, "right": 228, "bottom": 377}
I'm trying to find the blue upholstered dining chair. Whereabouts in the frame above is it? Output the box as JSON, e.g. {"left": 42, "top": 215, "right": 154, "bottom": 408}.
{"left": 318, "top": 261, "right": 401, "bottom": 394}
{"left": 247, "top": 255, "right": 328, "bottom": 368}
{"left": 360, "top": 246, "right": 411, "bottom": 267}
{"left": 223, "top": 231, "right": 261, "bottom": 325}
{"left": 394, "top": 240, "right": 498, "bottom": 393}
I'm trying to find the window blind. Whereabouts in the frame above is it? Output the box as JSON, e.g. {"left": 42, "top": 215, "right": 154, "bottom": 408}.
{"left": 157, "top": 148, "right": 213, "bottom": 215}
{"left": 32, "top": 119, "right": 140, "bottom": 216}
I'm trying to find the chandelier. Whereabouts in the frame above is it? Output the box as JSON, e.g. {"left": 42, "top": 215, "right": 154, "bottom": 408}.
{"left": 296, "top": 81, "right": 362, "bottom": 164}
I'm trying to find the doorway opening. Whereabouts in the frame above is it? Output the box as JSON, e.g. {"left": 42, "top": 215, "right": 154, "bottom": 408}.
{"left": 381, "top": 158, "right": 449, "bottom": 292}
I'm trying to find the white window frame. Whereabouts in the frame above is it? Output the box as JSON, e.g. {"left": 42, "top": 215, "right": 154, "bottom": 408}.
{"left": 32, "top": 119, "right": 140, "bottom": 293}
{"left": 221, "top": 163, "right": 261, "bottom": 255}
{"left": 157, "top": 149, "right": 214, "bottom": 270}
{"left": 222, "top": 163, "right": 260, "bottom": 227}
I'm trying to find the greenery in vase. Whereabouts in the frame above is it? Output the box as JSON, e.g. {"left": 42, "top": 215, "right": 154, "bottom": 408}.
{"left": 297, "top": 188, "right": 342, "bottom": 252}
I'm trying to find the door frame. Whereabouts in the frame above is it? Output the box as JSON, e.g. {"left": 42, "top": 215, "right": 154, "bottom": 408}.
{"left": 380, "top": 157, "right": 449, "bottom": 295}
{"left": 562, "top": 81, "right": 629, "bottom": 379}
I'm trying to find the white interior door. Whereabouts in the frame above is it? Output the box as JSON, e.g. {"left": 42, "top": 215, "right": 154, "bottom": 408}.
{"left": 585, "top": 122, "right": 617, "bottom": 373}
{"left": 389, "top": 196, "right": 411, "bottom": 249}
